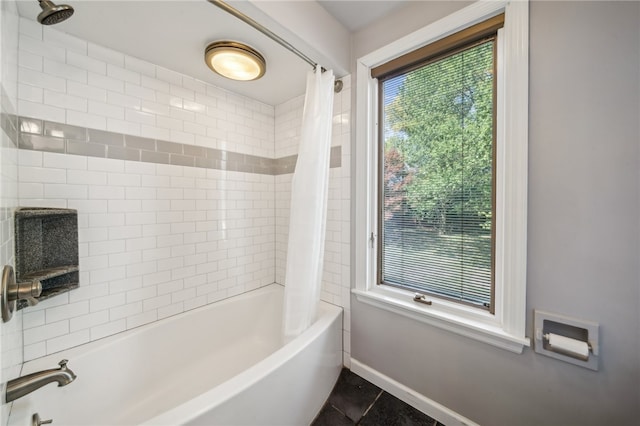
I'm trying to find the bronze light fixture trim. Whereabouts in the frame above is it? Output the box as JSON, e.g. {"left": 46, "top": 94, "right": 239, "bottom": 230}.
{"left": 205, "top": 41, "right": 266, "bottom": 81}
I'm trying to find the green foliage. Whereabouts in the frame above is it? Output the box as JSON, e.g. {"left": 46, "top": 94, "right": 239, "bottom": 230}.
{"left": 384, "top": 41, "right": 494, "bottom": 235}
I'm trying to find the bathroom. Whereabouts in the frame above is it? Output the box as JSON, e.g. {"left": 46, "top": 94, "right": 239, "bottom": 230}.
{"left": 0, "top": 0, "right": 638, "bottom": 425}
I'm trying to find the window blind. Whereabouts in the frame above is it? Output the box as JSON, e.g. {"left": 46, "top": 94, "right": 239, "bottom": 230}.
{"left": 379, "top": 39, "right": 496, "bottom": 309}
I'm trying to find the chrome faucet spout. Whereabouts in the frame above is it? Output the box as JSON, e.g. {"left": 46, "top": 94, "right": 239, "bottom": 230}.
{"left": 5, "top": 359, "right": 76, "bottom": 403}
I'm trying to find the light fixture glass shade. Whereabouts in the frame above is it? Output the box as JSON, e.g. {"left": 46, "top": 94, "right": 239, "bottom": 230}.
{"left": 205, "top": 41, "right": 266, "bottom": 81}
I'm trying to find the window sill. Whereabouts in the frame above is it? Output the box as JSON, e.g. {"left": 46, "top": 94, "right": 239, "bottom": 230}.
{"left": 352, "top": 287, "right": 530, "bottom": 354}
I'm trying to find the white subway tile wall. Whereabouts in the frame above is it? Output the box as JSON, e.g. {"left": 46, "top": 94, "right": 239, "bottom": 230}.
{"left": 19, "top": 150, "right": 276, "bottom": 360}
{"left": 1, "top": 1, "right": 22, "bottom": 424}
{"left": 17, "top": 17, "right": 275, "bottom": 158}
{"left": 0, "top": 123, "right": 21, "bottom": 425}
{"left": 15, "top": 18, "right": 352, "bottom": 365}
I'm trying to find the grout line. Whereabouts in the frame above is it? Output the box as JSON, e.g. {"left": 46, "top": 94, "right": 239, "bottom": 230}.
{"left": 357, "top": 389, "right": 384, "bottom": 424}
{"left": 328, "top": 403, "right": 349, "bottom": 419}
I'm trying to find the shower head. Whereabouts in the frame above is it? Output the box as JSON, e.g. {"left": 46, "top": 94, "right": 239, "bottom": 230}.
{"left": 37, "top": 0, "right": 74, "bottom": 25}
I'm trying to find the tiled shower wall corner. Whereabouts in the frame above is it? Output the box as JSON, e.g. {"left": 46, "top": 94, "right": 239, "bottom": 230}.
{"left": 0, "top": 1, "right": 21, "bottom": 425}
{"left": 275, "top": 79, "right": 352, "bottom": 366}
{"left": 15, "top": 17, "right": 351, "bottom": 363}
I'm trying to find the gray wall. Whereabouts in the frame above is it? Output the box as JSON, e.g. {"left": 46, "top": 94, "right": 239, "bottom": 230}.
{"left": 351, "top": 2, "right": 640, "bottom": 425}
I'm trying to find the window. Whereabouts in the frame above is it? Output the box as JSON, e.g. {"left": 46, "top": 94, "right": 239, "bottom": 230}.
{"left": 377, "top": 16, "right": 502, "bottom": 313}
{"left": 354, "top": 0, "right": 529, "bottom": 353}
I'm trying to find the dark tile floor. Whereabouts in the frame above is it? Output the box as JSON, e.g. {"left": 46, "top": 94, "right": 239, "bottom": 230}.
{"left": 312, "top": 368, "right": 445, "bottom": 426}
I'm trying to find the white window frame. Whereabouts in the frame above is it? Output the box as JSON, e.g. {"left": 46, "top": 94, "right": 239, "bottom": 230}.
{"left": 353, "top": 0, "right": 530, "bottom": 353}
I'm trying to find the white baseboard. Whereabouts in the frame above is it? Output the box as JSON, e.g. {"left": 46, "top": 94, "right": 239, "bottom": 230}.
{"left": 350, "top": 358, "right": 480, "bottom": 426}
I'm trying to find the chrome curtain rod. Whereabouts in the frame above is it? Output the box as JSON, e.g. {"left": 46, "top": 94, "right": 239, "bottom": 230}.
{"left": 206, "top": 0, "right": 343, "bottom": 93}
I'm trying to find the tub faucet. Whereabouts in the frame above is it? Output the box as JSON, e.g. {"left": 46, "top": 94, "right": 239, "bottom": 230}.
{"left": 5, "top": 359, "right": 76, "bottom": 403}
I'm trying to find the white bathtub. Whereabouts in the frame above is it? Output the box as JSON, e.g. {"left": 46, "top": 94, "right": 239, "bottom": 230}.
{"left": 8, "top": 284, "right": 343, "bottom": 425}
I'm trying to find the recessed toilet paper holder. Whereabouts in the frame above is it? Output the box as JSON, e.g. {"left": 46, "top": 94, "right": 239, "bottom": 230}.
{"left": 534, "top": 310, "right": 599, "bottom": 371}
{"left": 541, "top": 332, "right": 593, "bottom": 360}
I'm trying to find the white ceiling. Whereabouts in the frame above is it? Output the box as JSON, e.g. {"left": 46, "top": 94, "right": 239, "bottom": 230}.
{"left": 15, "top": 0, "right": 404, "bottom": 105}
{"left": 317, "top": 0, "right": 407, "bottom": 32}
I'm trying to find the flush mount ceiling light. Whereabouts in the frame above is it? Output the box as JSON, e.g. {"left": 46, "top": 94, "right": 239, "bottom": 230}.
{"left": 205, "top": 41, "right": 266, "bottom": 81}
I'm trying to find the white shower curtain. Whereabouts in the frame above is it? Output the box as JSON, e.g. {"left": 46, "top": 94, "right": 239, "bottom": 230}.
{"left": 282, "top": 67, "right": 335, "bottom": 342}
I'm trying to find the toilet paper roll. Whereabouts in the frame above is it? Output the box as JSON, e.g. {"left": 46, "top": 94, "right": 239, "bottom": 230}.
{"left": 546, "top": 333, "right": 590, "bottom": 359}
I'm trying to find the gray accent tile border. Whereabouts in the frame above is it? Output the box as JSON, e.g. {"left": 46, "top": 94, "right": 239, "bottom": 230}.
{"left": 17, "top": 116, "right": 341, "bottom": 176}
{"left": 1, "top": 86, "right": 19, "bottom": 147}
{"left": 273, "top": 154, "right": 297, "bottom": 175}
{"left": 44, "top": 121, "right": 86, "bottom": 141}
{"left": 107, "top": 145, "right": 140, "bottom": 161}
{"left": 20, "top": 134, "right": 65, "bottom": 153}
{"left": 89, "top": 128, "right": 124, "bottom": 146}
{"left": 1, "top": 113, "right": 19, "bottom": 147}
